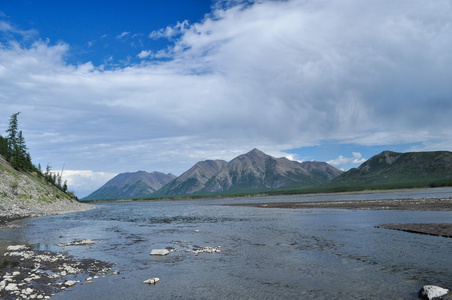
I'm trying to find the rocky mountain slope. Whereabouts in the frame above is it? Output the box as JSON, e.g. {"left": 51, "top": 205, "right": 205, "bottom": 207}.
{"left": 333, "top": 150, "right": 452, "bottom": 185}
{"left": 158, "top": 160, "right": 227, "bottom": 196}
{"left": 83, "top": 171, "right": 176, "bottom": 200}
{"left": 0, "top": 155, "right": 92, "bottom": 223}
{"left": 158, "top": 148, "right": 342, "bottom": 196}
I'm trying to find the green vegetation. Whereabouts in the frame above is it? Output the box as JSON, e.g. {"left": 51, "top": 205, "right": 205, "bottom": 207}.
{"left": 0, "top": 112, "right": 72, "bottom": 197}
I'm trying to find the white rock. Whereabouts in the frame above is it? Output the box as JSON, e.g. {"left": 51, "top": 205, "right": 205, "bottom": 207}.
{"left": 0, "top": 280, "right": 6, "bottom": 290}
{"left": 143, "top": 277, "right": 160, "bottom": 285}
{"left": 4, "top": 283, "right": 18, "bottom": 291}
{"left": 64, "top": 280, "right": 78, "bottom": 287}
{"left": 150, "top": 249, "right": 169, "bottom": 256}
{"left": 7, "top": 245, "right": 29, "bottom": 251}
{"left": 419, "top": 285, "right": 449, "bottom": 300}
{"left": 21, "top": 287, "right": 34, "bottom": 295}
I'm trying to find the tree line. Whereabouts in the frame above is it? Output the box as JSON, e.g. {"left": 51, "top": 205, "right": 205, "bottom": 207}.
{"left": 0, "top": 112, "right": 69, "bottom": 194}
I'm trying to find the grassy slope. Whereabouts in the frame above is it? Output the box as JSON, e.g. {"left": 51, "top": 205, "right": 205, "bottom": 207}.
{"left": 0, "top": 155, "right": 88, "bottom": 218}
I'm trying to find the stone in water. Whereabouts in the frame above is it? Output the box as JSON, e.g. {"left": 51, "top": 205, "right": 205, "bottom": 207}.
{"left": 150, "top": 249, "right": 169, "bottom": 256}
{"left": 418, "top": 285, "right": 449, "bottom": 300}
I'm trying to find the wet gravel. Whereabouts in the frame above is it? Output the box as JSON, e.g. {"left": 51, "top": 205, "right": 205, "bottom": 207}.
{"left": 0, "top": 244, "right": 117, "bottom": 299}
{"left": 227, "top": 197, "right": 452, "bottom": 211}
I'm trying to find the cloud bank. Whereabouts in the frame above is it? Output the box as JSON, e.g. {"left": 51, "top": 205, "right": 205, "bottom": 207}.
{"left": 1, "top": 0, "right": 452, "bottom": 196}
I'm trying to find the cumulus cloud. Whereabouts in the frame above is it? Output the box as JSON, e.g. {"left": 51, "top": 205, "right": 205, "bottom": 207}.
{"left": 327, "top": 153, "right": 367, "bottom": 169}
{"left": 1, "top": 0, "right": 452, "bottom": 195}
{"left": 60, "top": 170, "right": 117, "bottom": 198}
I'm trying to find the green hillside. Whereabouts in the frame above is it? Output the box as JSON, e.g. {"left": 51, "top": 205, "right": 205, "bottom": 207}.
{"left": 332, "top": 150, "right": 452, "bottom": 187}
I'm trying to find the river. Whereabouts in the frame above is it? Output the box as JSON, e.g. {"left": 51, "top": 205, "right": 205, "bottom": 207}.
{"left": 1, "top": 188, "right": 452, "bottom": 299}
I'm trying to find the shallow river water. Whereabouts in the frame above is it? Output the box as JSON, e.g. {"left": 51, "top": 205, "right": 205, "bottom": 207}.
{"left": 1, "top": 188, "right": 452, "bottom": 299}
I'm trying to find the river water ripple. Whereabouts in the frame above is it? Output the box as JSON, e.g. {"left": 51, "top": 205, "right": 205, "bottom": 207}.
{"left": 1, "top": 188, "right": 452, "bottom": 299}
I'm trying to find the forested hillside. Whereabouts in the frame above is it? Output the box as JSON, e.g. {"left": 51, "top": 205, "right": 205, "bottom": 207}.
{"left": 0, "top": 112, "right": 71, "bottom": 196}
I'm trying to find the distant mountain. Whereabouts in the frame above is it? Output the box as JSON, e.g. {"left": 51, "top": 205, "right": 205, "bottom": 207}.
{"left": 158, "top": 160, "right": 228, "bottom": 195}
{"left": 83, "top": 171, "right": 176, "bottom": 200}
{"left": 158, "top": 148, "right": 342, "bottom": 196}
{"left": 333, "top": 150, "right": 452, "bottom": 185}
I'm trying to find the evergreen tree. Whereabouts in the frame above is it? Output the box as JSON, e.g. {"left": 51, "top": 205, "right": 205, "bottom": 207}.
{"left": 14, "top": 130, "right": 27, "bottom": 169}
{"left": 5, "top": 112, "right": 20, "bottom": 162}
{"left": 1, "top": 113, "right": 73, "bottom": 196}
{"left": 0, "top": 135, "right": 8, "bottom": 158}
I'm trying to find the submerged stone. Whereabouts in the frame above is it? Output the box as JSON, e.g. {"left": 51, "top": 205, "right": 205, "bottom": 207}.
{"left": 56, "top": 239, "right": 95, "bottom": 247}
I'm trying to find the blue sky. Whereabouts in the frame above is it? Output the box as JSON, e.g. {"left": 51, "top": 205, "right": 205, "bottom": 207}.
{"left": 1, "top": 0, "right": 452, "bottom": 197}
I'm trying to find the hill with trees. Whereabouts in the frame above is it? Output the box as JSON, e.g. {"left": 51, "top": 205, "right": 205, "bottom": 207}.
{"left": 0, "top": 113, "right": 90, "bottom": 223}
{"left": 0, "top": 113, "right": 69, "bottom": 194}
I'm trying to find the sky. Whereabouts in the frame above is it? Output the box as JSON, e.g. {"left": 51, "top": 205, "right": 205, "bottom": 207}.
{"left": 1, "top": 0, "right": 452, "bottom": 198}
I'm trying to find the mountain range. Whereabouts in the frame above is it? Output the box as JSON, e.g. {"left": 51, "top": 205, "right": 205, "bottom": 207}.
{"left": 83, "top": 149, "right": 452, "bottom": 201}
{"left": 83, "top": 148, "right": 342, "bottom": 200}
{"left": 158, "top": 148, "right": 342, "bottom": 196}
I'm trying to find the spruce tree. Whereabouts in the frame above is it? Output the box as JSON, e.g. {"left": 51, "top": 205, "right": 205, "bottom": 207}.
{"left": 5, "top": 112, "right": 20, "bottom": 163}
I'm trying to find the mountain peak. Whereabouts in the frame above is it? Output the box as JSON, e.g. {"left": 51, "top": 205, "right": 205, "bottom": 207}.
{"left": 83, "top": 171, "right": 176, "bottom": 200}
{"left": 246, "top": 148, "right": 266, "bottom": 156}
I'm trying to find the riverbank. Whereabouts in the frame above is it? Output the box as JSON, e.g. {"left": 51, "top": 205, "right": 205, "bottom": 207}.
{"left": 1, "top": 155, "right": 96, "bottom": 228}
{"left": 226, "top": 197, "right": 452, "bottom": 210}
{"left": 0, "top": 200, "right": 95, "bottom": 228}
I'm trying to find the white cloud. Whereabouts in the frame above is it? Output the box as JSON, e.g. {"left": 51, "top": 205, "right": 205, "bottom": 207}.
{"left": 116, "top": 31, "right": 130, "bottom": 39}
{"left": 137, "top": 50, "right": 152, "bottom": 59}
{"left": 0, "top": 20, "right": 37, "bottom": 39}
{"left": 1, "top": 0, "right": 452, "bottom": 184}
{"left": 149, "top": 20, "right": 190, "bottom": 40}
{"left": 61, "top": 170, "right": 117, "bottom": 198}
{"left": 327, "top": 152, "right": 367, "bottom": 169}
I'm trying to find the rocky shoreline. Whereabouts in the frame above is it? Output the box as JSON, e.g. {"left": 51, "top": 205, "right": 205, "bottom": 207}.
{"left": 0, "top": 243, "right": 117, "bottom": 299}
{"left": 0, "top": 196, "right": 101, "bottom": 298}
{"left": 0, "top": 200, "right": 95, "bottom": 228}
